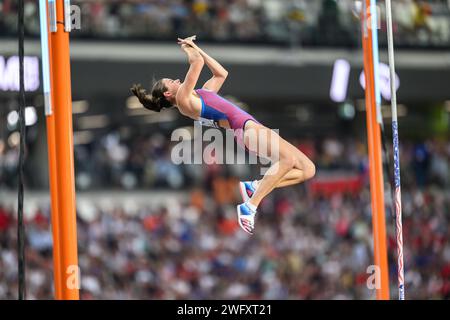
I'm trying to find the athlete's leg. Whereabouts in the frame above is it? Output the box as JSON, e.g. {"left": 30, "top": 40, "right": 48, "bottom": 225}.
{"left": 274, "top": 170, "right": 305, "bottom": 188}
{"left": 243, "top": 121, "right": 315, "bottom": 208}
{"left": 236, "top": 121, "right": 315, "bottom": 234}
{"left": 254, "top": 168, "right": 304, "bottom": 189}
{"left": 254, "top": 155, "right": 315, "bottom": 189}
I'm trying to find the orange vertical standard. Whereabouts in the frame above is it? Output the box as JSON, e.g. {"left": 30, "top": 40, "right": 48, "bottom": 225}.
{"left": 362, "top": 0, "right": 390, "bottom": 300}
{"left": 46, "top": 117, "right": 63, "bottom": 299}
{"left": 44, "top": 0, "right": 63, "bottom": 299}
{"left": 50, "top": 0, "right": 79, "bottom": 300}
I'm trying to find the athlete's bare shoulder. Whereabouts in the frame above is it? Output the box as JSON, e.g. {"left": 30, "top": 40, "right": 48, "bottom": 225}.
{"left": 175, "top": 90, "right": 202, "bottom": 119}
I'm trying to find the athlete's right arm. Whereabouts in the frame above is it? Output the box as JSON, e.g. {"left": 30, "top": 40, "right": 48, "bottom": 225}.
{"left": 176, "top": 45, "right": 204, "bottom": 106}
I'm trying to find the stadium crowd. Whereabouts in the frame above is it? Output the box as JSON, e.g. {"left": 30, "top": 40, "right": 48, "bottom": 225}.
{"left": 1, "top": 0, "right": 449, "bottom": 301}
{"left": 0, "top": 134, "right": 449, "bottom": 299}
{"left": 1, "top": 131, "right": 449, "bottom": 191}
{"left": 0, "top": 178, "right": 449, "bottom": 299}
{"left": 1, "top": 0, "right": 449, "bottom": 47}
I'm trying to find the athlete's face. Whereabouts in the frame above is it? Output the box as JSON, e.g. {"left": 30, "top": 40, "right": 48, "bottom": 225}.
{"left": 162, "top": 78, "right": 181, "bottom": 99}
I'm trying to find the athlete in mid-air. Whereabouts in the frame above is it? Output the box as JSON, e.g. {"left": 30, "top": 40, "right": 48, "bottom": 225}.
{"left": 130, "top": 36, "right": 315, "bottom": 235}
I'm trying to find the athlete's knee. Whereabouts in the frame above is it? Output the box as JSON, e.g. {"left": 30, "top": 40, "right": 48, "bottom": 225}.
{"left": 280, "top": 153, "right": 297, "bottom": 169}
{"left": 303, "top": 161, "right": 316, "bottom": 180}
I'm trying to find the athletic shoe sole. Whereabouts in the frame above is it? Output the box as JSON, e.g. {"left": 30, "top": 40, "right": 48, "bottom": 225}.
{"left": 236, "top": 205, "right": 254, "bottom": 235}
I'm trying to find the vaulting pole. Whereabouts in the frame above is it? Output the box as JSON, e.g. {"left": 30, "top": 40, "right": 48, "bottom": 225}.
{"left": 385, "top": 0, "right": 406, "bottom": 300}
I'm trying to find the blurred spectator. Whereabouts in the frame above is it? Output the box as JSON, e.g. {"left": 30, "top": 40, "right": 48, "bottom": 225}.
{"left": 0, "top": 183, "right": 449, "bottom": 299}
{"left": 1, "top": 0, "right": 449, "bottom": 48}
{"left": 2, "top": 125, "right": 449, "bottom": 192}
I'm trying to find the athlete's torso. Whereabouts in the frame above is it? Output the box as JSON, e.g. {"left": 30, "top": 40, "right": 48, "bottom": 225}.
{"left": 177, "top": 88, "right": 252, "bottom": 130}
{"left": 177, "top": 89, "right": 230, "bottom": 128}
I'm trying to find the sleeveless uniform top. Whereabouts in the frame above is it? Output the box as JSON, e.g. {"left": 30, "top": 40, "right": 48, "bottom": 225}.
{"left": 195, "top": 88, "right": 258, "bottom": 132}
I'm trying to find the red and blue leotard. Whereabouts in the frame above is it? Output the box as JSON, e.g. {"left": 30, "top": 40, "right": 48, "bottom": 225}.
{"left": 195, "top": 88, "right": 259, "bottom": 148}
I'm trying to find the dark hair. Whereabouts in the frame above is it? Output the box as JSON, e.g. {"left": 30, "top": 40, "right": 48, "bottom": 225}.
{"left": 130, "top": 79, "right": 173, "bottom": 112}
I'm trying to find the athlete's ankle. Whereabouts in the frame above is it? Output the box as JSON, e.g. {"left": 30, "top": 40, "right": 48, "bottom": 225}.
{"left": 246, "top": 201, "right": 258, "bottom": 212}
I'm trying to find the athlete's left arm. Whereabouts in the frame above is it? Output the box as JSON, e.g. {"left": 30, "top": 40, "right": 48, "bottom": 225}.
{"left": 178, "top": 37, "right": 228, "bottom": 93}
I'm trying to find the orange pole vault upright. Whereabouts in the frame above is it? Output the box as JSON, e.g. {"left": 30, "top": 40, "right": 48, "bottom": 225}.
{"left": 46, "top": 37, "right": 64, "bottom": 299}
{"left": 49, "top": 0, "right": 80, "bottom": 300}
{"left": 39, "top": 0, "right": 63, "bottom": 299}
{"left": 46, "top": 114, "right": 64, "bottom": 299}
{"left": 362, "top": 0, "right": 390, "bottom": 300}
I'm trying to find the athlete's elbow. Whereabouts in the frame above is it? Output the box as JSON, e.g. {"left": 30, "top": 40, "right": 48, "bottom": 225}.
{"left": 214, "top": 70, "right": 228, "bottom": 80}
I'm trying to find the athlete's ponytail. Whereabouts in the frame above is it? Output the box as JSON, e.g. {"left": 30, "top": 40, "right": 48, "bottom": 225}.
{"left": 130, "top": 80, "right": 172, "bottom": 112}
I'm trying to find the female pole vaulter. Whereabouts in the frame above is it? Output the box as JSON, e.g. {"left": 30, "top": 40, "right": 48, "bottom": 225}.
{"left": 130, "top": 36, "right": 315, "bottom": 235}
